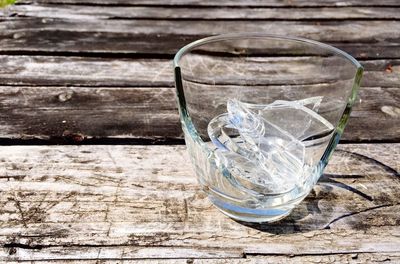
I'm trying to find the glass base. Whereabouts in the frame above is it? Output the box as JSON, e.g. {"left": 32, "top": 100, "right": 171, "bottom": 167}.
{"left": 209, "top": 196, "right": 294, "bottom": 223}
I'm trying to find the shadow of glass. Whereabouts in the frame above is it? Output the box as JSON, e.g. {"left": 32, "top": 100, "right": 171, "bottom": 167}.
{"left": 232, "top": 149, "right": 400, "bottom": 235}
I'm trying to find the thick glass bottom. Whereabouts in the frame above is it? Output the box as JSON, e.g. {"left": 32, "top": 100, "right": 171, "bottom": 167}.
{"left": 209, "top": 195, "right": 294, "bottom": 223}
{"left": 209, "top": 196, "right": 294, "bottom": 223}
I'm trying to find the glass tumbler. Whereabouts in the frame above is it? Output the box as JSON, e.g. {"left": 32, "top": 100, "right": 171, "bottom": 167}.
{"left": 173, "top": 34, "right": 363, "bottom": 223}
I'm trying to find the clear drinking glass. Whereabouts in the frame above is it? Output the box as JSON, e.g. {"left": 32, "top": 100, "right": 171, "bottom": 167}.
{"left": 173, "top": 33, "right": 363, "bottom": 223}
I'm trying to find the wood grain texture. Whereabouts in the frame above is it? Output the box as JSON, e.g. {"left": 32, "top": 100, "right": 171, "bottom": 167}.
{"left": 1, "top": 56, "right": 399, "bottom": 87}
{"left": 0, "top": 86, "right": 181, "bottom": 140}
{"left": 0, "top": 3, "right": 399, "bottom": 142}
{"left": 0, "top": 55, "right": 398, "bottom": 141}
{"left": 0, "top": 56, "right": 172, "bottom": 87}
{"left": 0, "top": 1, "right": 399, "bottom": 262}
{"left": 0, "top": 86, "right": 397, "bottom": 142}
{"left": 0, "top": 144, "right": 399, "bottom": 261}
{"left": 16, "top": 0, "right": 400, "bottom": 7}
{"left": 0, "top": 14, "right": 400, "bottom": 58}
{"left": 4, "top": 253, "right": 400, "bottom": 263}
{"left": 5, "top": 4, "right": 400, "bottom": 20}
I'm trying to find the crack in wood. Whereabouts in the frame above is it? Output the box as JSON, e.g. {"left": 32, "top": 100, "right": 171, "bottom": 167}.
{"left": 104, "top": 147, "right": 123, "bottom": 238}
{"left": 323, "top": 204, "right": 398, "bottom": 229}
{"left": 183, "top": 198, "right": 189, "bottom": 222}
{"left": 319, "top": 176, "right": 374, "bottom": 201}
{"left": 337, "top": 149, "right": 400, "bottom": 179}
{"left": 11, "top": 198, "right": 28, "bottom": 228}
{"left": 3, "top": 242, "right": 44, "bottom": 250}
{"left": 0, "top": 137, "right": 186, "bottom": 146}
{"left": 243, "top": 250, "right": 397, "bottom": 257}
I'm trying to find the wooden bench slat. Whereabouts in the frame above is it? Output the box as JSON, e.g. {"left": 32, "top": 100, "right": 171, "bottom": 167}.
{"left": 1, "top": 16, "right": 400, "bottom": 59}
{"left": 1, "top": 56, "right": 398, "bottom": 88}
{"left": 4, "top": 253, "right": 400, "bottom": 263}
{"left": 0, "top": 55, "right": 398, "bottom": 141}
{"left": 1, "top": 56, "right": 399, "bottom": 88}
{"left": 0, "top": 86, "right": 397, "bottom": 142}
{"left": 5, "top": 4, "right": 400, "bottom": 20}
{"left": 0, "top": 144, "right": 399, "bottom": 261}
{"left": 2, "top": 250, "right": 400, "bottom": 262}
{"left": 17, "top": 0, "right": 400, "bottom": 7}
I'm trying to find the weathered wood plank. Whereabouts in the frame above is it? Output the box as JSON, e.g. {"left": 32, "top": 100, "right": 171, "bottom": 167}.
{"left": 16, "top": 0, "right": 400, "bottom": 7}
{"left": 1, "top": 56, "right": 399, "bottom": 88}
{"left": 5, "top": 4, "right": 400, "bottom": 20}
{"left": 0, "top": 55, "right": 398, "bottom": 141}
{"left": 4, "top": 253, "right": 400, "bottom": 263}
{"left": 0, "top": 56, "right": 171, "bottom": 87}
{"left": 0, "top": 16, "right": 400, "bottom": 58}
{"left": 0, "top": 86, "right": 181, "bottom": 140}
{"left": 0, "top": 86, "right": 172, "bottom": 139}
{"left": 0, "top": 86, "right": 398, "bottom": 142}
{"left": 247, "top": 253, "right": 400, "bottom": 264}
{"left": 1, "top": 247, "right": 243, "bottom": 261}
{"left": 0, "top": 144, "right": 398, "bottom": 261}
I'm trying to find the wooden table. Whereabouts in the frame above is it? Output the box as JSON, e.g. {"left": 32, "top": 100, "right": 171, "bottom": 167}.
{"left": 0, "top": 1, "right": 399, "bottom": 263}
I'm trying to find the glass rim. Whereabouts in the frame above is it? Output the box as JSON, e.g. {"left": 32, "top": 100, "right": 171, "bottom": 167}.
{"left": 173, "top": 33, "right": 362, "bottom": 70}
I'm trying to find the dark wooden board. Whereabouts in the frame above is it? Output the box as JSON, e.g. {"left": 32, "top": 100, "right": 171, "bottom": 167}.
{"left": 0, "top": 86, "right": 181, "bottom": 140}
{"left": 1, "top": 15, "right": 400, "bottom": 59}
{"left": 0, "top": 55, "right": 398, "bottom": 142}
{"left": 17, "top": 0, "right": 400, "bottom": 7}
{"left": 0, "top": 2, "right": 398, "bottom": 142}
{"left": 0, "top": 86, "right": 397, "bottom": 142}
{"left": 1, "top": 56, "right": 399, "bottom": 88}
{"left": 5, "top": 4, "right": 400, "bottom": 20}
{"left": 5, "top": 255, "right": 400, "bottom": 263}
{"left": 0, "top": 56, "right": 172, "bottom": 87}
